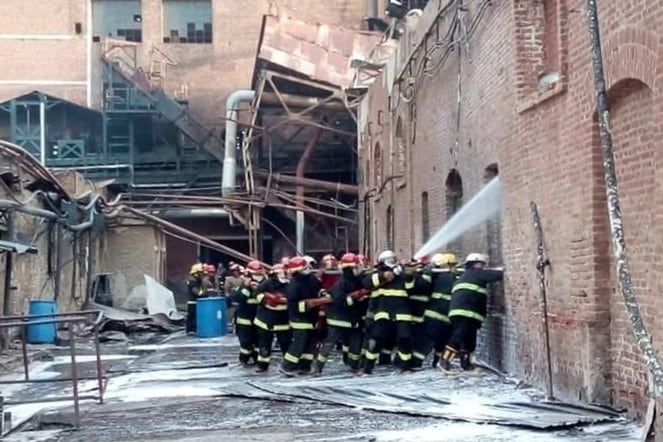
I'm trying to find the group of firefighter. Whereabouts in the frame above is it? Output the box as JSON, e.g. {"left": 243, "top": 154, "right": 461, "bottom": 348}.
{"left": 188, "top": 250, "right": 503, "bottom": 377}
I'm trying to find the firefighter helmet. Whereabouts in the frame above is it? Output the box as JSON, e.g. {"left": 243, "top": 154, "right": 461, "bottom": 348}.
{"left": 190, "top": 263, "right": 204, "bottom": 275}
{"left": 339, "top": 252, "right": 358, "bottom": 268}
{"left": 378, "top": 250, "right": 398, "bottom": 268}
{"left": 281, "top": 256, "right": 290, "bottom": 267}
{"left": 465, "top": 253, "right": 489, "bottom": 265}
{"left": 288, "top": 256, "right": 307, "bottom": 273}
{"left": 303, "top": 255, "right": 317, "bottom": 267}
{"left": 246, "top": 260, "right": 265, "bottom": 275}
{"left": 204, "top": 264, "right": 216, "bottom": 275}
{"left": 269, "top": 263, "right": 285, "bottom": 274}
{"left": 432, "top": 253, "right": 458, "bottom": 267}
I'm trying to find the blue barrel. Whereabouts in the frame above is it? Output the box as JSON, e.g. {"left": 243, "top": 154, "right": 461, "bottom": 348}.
{"left": 27, "top": 300, "right": 57, "bottom": 344}
{"left": 196, "top": 297, "right": 227, "bottom": 338}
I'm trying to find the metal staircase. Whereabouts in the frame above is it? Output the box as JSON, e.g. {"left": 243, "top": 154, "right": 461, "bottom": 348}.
{"left": 101, "top": 39, "right": 223, "bottom": 162}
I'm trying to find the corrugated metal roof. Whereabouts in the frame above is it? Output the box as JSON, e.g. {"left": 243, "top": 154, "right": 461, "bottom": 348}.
{"left": 257, "top": 15, "right": 384, "bottom": 89}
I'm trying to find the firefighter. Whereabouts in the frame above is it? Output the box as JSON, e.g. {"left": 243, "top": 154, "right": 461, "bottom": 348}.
{"left": 362, "top": 250, "right": 414, "bottom": 374}
{"left": 441, "top": 253, "right": 504, "bottom": 372}
{"left": 280, "top": 257, "right": 331, "bottom": 377}
{"left": 201, "top": 264, "right": 217, "bottom": 295}
{"left": 314, "top": 253, "right": 368, "bottom": 375}
{"left": 253, "top": 263, "right": 291, "bottom": 373}
{"left": 316, "top": 254, "right": 341, "bottom": 356}
{"left": 186, "top": 263, "right": 204, "bottom": 334}
{"left": 412, "top": 252, "right": 458, "bottom": 370}
{"left": 230, "top": 260, "right": 265, "bottom": 366}
{"left": 406, "top": 256, "right": 434, "bottom": 371}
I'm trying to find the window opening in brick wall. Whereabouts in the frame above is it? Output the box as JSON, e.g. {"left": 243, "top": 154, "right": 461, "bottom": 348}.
{"left": 373, "top": 142, "right": 383, "bottom": 188}
{"left": 395, "top": 117, "right": 406, "bottom": 174}
{"left": 445, "top": 169, "right": 463, "bottom": 253}
{"left": 421, "top": 191, "right": 430, "bottom": 242}
{"left": 513, "top": 0, "right": 567, "bottom": 101}
{"left": 386, "top": 205, "right": 394, "bottom": 250}
{"left": 92, "top": 0, "right": 142, "bottom": 42}
{"left": 163, "top": 0, "right": 212, "bottom": 43}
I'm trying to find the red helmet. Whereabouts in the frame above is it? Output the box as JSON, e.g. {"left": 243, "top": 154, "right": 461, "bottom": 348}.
{"left": 281, "top": 256, "right": 290, "bottom": 267}
{"left": 246, "top": 260, "right": 264, "bottom": 275}
{"left": 204, "top": 264, "right": 216, "bottom": 274}
{"left": 340, "top": 253, "right": 358, "bottom": 268}
{"left": 418, "top": 255, "right": 430, "bottom": 265}
{"left": 288, "top": 256, "right": 307, "bottom": 273}
{"left": 321, "top": 254, "right": 338, "bottom": 271}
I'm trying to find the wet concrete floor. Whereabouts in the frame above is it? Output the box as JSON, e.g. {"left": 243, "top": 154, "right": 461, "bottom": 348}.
{"left": 0, "top": 332, "right": 644, "bottom": 442}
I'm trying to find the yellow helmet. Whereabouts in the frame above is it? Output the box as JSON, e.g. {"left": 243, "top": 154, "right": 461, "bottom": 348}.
{"left": 432, "top": 252, "right": 457, "bottom": 267}
{"left": 190, "top": 263, "right": 204, "bottom": 274}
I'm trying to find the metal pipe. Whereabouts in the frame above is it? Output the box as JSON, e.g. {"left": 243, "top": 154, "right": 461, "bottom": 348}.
{"left": 54, "top": 223, "right": 62, "bottom": 301}
{"left": 2, "top": 212, "right": 15, "bottom": 349}
{"left": 0, "top": 200, "right": 58, "bottom": 220}
{"left": 260, "top": 92, "right": 346, "bottom": 110}
{"left": 254, "top": 170, "right": 359, "bottom": 195}
{"left": 149, "top": 208, "right": 229, "bottom": 218}
{"left": 94, "top": 327, "right": 104, "bottom": 403}
{"left": 39, "top": 100, "right": 46, "bottom": 166}
{"left": 68, "top": 325, "right": 80, "bottom": 428}
{"left": 49, "top": 164, "right": 132, "bottom": 171}
{"left": 295, "top": 129, "right": 322, "bottom": 254}
{"left": 222, "top": 90, "right": 256, "bottom": 196}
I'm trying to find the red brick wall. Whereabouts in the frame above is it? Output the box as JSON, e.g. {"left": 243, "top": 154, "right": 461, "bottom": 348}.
{"left": 359, "top": 0, "right": 663, "bottom": 415}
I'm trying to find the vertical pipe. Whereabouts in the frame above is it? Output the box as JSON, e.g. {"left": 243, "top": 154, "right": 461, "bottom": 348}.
{"left": 86, "top": 0, "right": 93, "bottom": 107}
{"left": 2, "top": 212, "right": 15, "bottom": 349}
{"left": 39, "top": 100, "right": 46, "bottom": 166}
{"left": 93, "top": 327, "right": 104, "bottom": 403}
{"left": 20, "top": 326, "right": 29, "bottom": 381}
{"left": 585, "top": 0, "right": 663, "bottom": 395}
{"left": 295, "top": 129, "right": 323, "bottom": 255}
{"left": 296, "top": 211, "right": 305, "bottom": 255}
{"left": 53, "top": 223, "right": 63, "bottom": 302}
{"left": 530, "top": 202, "right": 553, "bottom": 400}
{"left": 68, "top": 325, "right": 80, "bottom": 428}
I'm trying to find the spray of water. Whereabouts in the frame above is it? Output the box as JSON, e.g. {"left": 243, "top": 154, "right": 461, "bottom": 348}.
{"left": 414, "top": 176, "right": 502, "bottom": 259}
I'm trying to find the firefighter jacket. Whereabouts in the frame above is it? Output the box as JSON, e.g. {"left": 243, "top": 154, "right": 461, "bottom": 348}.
{"left": 253, "top": 277, "right": 290, "bottom": 332}
{"left": 406, "top": 271, "right": 433, "bottom": 323}
{"left": 362, "top": 269, "right": 412, "bottom": 322}
{"left": 320, "top": 272, "right": 341, "bottom": 291}
{"left": 230, "top": 281, "right": 260, "bottom": 326}
{"left": 200, "top": 275, "right": 216, "bottom": 296}
{"left": 448, "top": 268, "right": 504, "bottom": 323}
{"left": 326, "top": 269, "right": 366, "bottom": 329}
{"left": 285, "top": 273, "right": 323, "bottom": 330}
{"left": 186, "top": 276, "right": 202, "bottom": 300}
{"left": 425, "top": 270, "right": 458, "bottom": 323}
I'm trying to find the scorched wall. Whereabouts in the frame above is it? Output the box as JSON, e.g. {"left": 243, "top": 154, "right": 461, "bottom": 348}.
{"left": 359, "top": 0, "right": 663, "bottom": 418}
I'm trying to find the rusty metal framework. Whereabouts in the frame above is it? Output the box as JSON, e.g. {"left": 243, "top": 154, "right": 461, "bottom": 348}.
{"left": 0, "top": 310, "right": 105, "bottom": 435}
{"left": 240, "top": 69, "right": 361, "bottom": 257}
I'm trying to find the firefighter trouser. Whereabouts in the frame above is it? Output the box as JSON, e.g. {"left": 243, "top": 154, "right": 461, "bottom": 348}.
{"left": 412, "top": 318, "right": 452, "bottom": 367}
{"left": 316, "top": 326, "right": 363, "bottom": 371}
{"left": 236, "top": 322, "right": 258, "bottom": 364}
{"left": 256, "top": 328, "right": 291, "bottom": 371}
{"left": 186, "top": 301, "right": 197, "bottom": 334}
{"left": 410, "top": 318, "right": 428, "bottom": 368}
{"left": 448, "top": 316, "right": 482, "bottom": 354}
{"left": 363, "top": 320, "right": 412, "bottom": 373}
{"left": 282, "top": 328, "right": 316, "bottom": 372}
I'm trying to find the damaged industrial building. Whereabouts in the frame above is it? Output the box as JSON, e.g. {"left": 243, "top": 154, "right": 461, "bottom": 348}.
{"left": 0, "top": 0, "right": 657, "bottom": 440}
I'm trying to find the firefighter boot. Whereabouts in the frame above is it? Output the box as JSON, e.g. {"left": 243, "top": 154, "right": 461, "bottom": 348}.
{"left": 460, "top": 352, "right": 481, "bottom": 372}
{"left": 439, "top": 346, "right": 457, "bottom": 373}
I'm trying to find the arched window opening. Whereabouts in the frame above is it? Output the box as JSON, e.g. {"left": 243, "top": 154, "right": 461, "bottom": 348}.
{"left": 445, "top": 169, "right": 463, "bottom": 218}
{"left": 421, "top": 191, "right": 430, "bottom": 242}
{"left": 373, "top": 143, "right": 383, "bottom": 188}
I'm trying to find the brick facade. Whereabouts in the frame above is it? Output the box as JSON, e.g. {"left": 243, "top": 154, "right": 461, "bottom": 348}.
{"left": 0, "top": 0, "right": 367, "bottom": 125}
{"left": 359, "top": 0, "right": 663, "bottom": 418}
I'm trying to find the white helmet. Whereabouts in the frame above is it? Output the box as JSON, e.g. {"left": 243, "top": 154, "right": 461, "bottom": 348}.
{"left": 303, "top": 255, "right": 317, "bottom": 266}
{"left": 378, "top": 250, "right": 398, "bottom": 268}
{"left": 465, "top": 253, "right": 489, "bottom": 264}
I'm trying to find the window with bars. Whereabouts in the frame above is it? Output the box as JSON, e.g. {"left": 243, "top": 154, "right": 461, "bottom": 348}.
{"left": 92, "top": 0, "right": 142, "bottom": 42}
{"left": 163, "top": 0, "right": 213, "bottom": 44}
